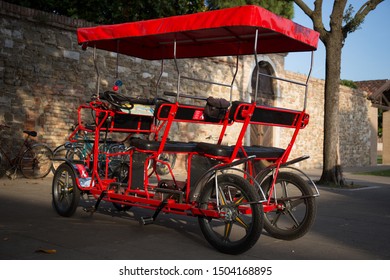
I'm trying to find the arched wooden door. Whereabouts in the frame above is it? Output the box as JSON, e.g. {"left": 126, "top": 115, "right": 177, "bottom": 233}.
{"left": 250, "top": 61, "right": 275, "bottom": 147}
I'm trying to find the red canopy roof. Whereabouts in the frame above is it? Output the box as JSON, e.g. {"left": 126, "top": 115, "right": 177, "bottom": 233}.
{"left": 77, "top": 5, "right": 319, "bottom": 60}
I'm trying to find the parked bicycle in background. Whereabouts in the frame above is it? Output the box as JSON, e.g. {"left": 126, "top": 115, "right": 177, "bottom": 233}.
{"left": 0, "top": 124, "right": 53, "bottom": 179}
{"left": 51, "top": 123, "right": 127, "bottom": 177}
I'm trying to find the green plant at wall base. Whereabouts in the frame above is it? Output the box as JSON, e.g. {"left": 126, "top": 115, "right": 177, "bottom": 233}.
{"left": 359, "top": 169, "right": 390, "bottom": 177}
{"left": 378, "top": 108, "right": 383, "bottom": 138}
{"left": 340, "top": 79, "right": 357, "bottom": 89}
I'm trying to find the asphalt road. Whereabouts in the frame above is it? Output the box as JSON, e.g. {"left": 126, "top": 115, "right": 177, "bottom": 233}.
{"left": 0, "top": 167, "right": 389, "bottom": 260}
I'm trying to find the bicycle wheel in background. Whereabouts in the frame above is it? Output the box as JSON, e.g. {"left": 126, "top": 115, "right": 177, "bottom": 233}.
{"left": 51, "top": 144, "right": 67, "bottom": 174}
{"left": 20, "top": 143, "right": 53, "bottom": 179}
{"left": 0, "top": 153, "right": 8, "bottom": 178}
{"left": 51, "top": 144, "right": 83, "bottom": 174}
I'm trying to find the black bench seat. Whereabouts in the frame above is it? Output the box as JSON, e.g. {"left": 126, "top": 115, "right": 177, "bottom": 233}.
{"left": 195, "top": 142, "right": 285, "bottom": 159}
{"left": 130, "top": 138, "right": 198, "bottom": 153}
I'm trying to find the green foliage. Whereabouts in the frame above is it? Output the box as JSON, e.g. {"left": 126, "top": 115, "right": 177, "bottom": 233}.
{"left": 343, "top": 4, "right": 364, "bottom": 33}
{"left": 207, "top": 0, "right": 294, "bottom": 19}
{"left": 6, "top": 0, "right": 293, "bottom": 22}
{"left": 359, "top": 169, "right": 390, "bottom": 177}
{"left": 378, "top": 108, "right": 383, "bottom": 138}
{"left": 5, "top": 0, "right": 205, "bottom": 23}
{"left": 340, "top": 79, "right": 357, "bottom": 89}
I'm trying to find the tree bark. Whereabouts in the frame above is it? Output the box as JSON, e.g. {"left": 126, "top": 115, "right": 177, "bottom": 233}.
{"left": 318, "top": 28, "right": 346, "bottom": 186}
{"left": 293, "top": 0, "right": 384, "bottom": 186}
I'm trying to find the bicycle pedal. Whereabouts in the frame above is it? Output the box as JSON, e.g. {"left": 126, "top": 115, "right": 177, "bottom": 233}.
{"left": 140, "top": 216, "right": 154, "bottom": 225}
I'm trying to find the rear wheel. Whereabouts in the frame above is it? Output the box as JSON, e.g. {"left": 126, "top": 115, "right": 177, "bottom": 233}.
{"left": 52, "top": 163, "right": 80, "bottom": 217}
{"left": 260, "top": 172, "right": 317, "bottom": 240}
{"left": 198, "top": 174, "right": 263, "bottom": 254}
{"left": 20, "top": 144, "right": 53, "bottom": 179}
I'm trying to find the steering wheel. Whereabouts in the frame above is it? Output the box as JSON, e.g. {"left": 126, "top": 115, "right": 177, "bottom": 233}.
{"left": 102, "top": 91, "right": 135, "bottom": 111}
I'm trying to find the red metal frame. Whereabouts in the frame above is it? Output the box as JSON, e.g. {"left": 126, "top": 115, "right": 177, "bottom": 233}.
{"left": 53, "top": 6, "right": 321, "bottom": 253}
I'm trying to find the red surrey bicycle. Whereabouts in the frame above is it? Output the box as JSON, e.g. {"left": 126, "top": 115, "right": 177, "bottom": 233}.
{"left": 52, "top": 5, "right": 320, "bottom": 254}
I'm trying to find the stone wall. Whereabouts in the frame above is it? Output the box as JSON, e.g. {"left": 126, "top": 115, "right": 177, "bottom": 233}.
{"left": 383, "top": 111, "right": 390, "bottom": 164}
{"left": 0, "top": 1, "right": 376, "bottom": 168}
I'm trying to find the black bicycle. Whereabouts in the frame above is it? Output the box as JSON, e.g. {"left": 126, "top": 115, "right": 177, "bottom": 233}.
{"left": 0, "top": 124, "right": 53, "bottom": 179}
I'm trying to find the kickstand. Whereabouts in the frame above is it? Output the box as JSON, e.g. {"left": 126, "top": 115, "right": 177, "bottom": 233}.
{"left": 6, "top": 167, "right": 17, "bottom": 180}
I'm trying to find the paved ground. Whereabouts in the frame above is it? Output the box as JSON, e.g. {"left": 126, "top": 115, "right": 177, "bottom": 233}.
{"left": 0, "top": 166, "right": 389, "bottom": 260}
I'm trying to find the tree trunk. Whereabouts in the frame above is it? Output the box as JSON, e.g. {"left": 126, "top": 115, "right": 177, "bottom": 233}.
{"left": 318, "top": 34, "right": 346, "bottom": 186}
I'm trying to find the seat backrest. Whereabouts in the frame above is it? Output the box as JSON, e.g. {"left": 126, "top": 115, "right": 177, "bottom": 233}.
{"left": 155, "top": 102, "right": 229, "bottom": 125}
{"left": 229, "top": 101, "right": 309, "bottom": 128}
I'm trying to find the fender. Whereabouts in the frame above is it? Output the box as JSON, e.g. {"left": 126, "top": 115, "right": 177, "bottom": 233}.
{"left": 254, "top": 155, "right": 320, "bottom": 197}
{"left": 55, "top": 161, "right": 93, "bottom": 190}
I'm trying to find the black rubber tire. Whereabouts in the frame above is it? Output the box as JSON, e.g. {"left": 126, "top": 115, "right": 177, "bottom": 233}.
{"left": 20, "top": 144, "right": 53, "bottom": 179}
{"left": 260, "top": 172, "right": 317, "bottom": 240}
{"left": 198, "top": 174, "right": 263, "bottom": 254}
{"left": 52, "top": 163, "right": 80, "bottom": 217}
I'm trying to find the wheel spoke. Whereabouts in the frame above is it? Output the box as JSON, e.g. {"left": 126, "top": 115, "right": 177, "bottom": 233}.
{"left": 271, "top": 211, "right": 282, "bottom": 226}
{"left": 290, "top": 198, "right": 305, "bottom": 208}
{"left": 281, "top": 180, "right": 288, "bottom": 197}
{"left": 223, "top": 222, "right": 233, "bottom": 241}
{"left": 218, "top": 187, "right": 227, "bottom": 206}
{"left": 286, "top": 209, "right": 300, "bottom": 228}
{"left": 234, "top": 215, "right": 249, "bottom": 230}
{"left": 234, "top": 195, "right": 245, "bottom": 205}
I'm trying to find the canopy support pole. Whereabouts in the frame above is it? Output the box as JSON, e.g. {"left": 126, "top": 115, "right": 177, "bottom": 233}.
{"left": 173, "top": 40, "right": 181, "bottom": 102}
{"left": 156, "top": 59, "right": 165, "bottom": 96}
{"left": 253, "top": 29, "right": 260, "bottom": 102}
{"left": 93, "top": 46, "right": 100, "bottom": 99}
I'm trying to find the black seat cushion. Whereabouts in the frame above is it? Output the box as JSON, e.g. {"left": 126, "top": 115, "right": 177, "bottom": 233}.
{"left": 195, "top": 142, "right": 285, "bottom": 159}
{"left": 130, "top": 138, "right": 198, "bottom": 153}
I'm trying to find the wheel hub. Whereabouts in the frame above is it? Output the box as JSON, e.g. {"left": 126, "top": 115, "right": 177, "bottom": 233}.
{"left": 277, "top": 201, "right": 294, "bottom": 213}
{"left": 220, "top": 206, "right": 238, "bottom": 222}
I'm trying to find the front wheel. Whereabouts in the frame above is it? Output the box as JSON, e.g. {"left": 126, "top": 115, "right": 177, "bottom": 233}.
{"left": 52, "top": 163, "right": 80, "bottom": 217}
{"left": 198, "top": 174, "right": 263, "bottom": 254}
{"left": 20, "top": 144, "right": 53, "bottom": 179}
{"left": 260, "top": 172, "right": 317, "bottom": 240}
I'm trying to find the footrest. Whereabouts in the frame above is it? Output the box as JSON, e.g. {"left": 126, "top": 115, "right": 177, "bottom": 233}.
{"left": 83, "top": 206, "right": 96, "bottom": 213}
{"left": 140, "top": 216, "right": 154, "bottom": 225}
